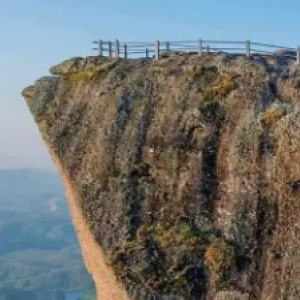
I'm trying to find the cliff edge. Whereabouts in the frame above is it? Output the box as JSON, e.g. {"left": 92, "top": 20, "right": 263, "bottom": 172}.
{"left": 22, "top": 53, "right": 300, "bottom": 300}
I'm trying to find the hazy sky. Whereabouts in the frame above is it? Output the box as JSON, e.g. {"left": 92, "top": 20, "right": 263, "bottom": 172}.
{"left": 1, "top": 0, "right": 299, "bottom": 170}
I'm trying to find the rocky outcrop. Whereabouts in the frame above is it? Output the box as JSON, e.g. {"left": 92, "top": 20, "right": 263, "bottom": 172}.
{"left": 22, "top": 53, "right": 300, "bottom": 300}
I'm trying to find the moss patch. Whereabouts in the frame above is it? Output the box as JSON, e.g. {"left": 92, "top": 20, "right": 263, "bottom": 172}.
{"left": 111, "top": 222, "right": 217, "bottom": 296}
{"left": 136, "top": 222, "right": 212, "bottom": 248}
{"left": 63, "top": 68, "right": 107, "bottom": 82}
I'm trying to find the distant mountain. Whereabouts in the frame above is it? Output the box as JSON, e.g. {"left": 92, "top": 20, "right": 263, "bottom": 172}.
{"left": 0, "top": 211, "right": 76, "bottom": 255}
{"left": 0, "top": 168, "right": 68, "bottom": 217}
{"left": 0, "top": 169, "right": 94, "bottom": 298}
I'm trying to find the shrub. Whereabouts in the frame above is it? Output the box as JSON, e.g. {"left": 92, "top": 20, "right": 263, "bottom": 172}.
{"left": 136, "top": 222, "right": 208, "bottom": 248}
{"left": 184, "top": 66, "right": 218, "bottom": 80}
{"left": 260, "top": 100, "right": 290, "bottom": 125}
{"left": 202, "top": 74, "right": 236, "bottom": 102}
{"left": 204, "top": 239, "right": 235, "bottom": 291}
{"left": 261, "top": 108, "right": 286, "bottom": 125}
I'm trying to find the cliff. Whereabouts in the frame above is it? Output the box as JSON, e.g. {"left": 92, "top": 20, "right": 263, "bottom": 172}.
{"left": 22, "top": 53, "right": 300, "bottom": 300}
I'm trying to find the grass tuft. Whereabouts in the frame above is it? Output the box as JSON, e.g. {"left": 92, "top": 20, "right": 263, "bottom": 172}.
{"left": 261, "top": 108, "right": 286, "bottom": 125}
{"left": 202, "top": 74, "right": 237, "bottom": 102}
{"left": 261, "top": 99, "right": 291, "bottom": 125}
{"left": 204, "top": 239, "right": 235, "bottom": 291}
{"left": 63, "top": 68, "right": 107, "bottom": 82}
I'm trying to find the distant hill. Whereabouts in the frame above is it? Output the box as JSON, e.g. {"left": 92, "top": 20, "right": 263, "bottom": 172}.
{"left": 0, "top": 168, "right": 68, "bottom": 217}
{"left": 0, "top": 211, "right": 76, "bottom": 255}
{"left": 0, "top": 288, "right": 38, "bottom": 300}
{"left": 0, "top": 169, "right": 94, "bottom": 298}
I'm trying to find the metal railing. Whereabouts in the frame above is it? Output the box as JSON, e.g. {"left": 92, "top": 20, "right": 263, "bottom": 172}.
{"left": 92, "top": 39, "right": 300, "bottom": 64}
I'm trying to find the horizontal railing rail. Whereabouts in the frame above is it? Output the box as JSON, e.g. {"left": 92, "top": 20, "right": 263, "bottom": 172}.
{"left": 92, "top": 39, "right": 300, "bottom": 64}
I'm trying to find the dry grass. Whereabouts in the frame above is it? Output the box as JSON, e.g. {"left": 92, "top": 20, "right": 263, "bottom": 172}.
{"left": 63, "top": 68, "right": 107, "bottom": 82}
{"left": 183, "top": 65, "right": 218, "bottom": 80}
{"left": 60, "top": 59, "right": 120, "bottom": 82}
{"left": 203, "top": 74, "right": 237, "bottom": 101}
{"left": 204, "top": 239, "right": 235, "bottom": 291}
{"left": 261, "top": 108, "right": 286, "bottom": 125}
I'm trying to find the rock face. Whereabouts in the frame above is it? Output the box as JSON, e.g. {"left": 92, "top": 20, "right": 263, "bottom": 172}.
{"left": 22, "top": 53, "right": 300, "bottom": 300}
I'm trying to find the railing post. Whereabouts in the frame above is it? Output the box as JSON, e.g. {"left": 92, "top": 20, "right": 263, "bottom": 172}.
{"left": 108, "top": 41, "right": 112, "bottom": 57}
{"left": 198, "top": 39, "right": 203, "bottom": 56}
{"left": 124, "top": 44, "right": 128, "bottom": 59}
{"left": 206, "top": 45, "right": 210, "bottom": 53}
{"left": 166, "top": 41, "right": 170, "bottom": 52}
{"left": 92, "top": 40, "right": 103, "bottom": 56}
{"left": 98, "top": 40, "right": 103, "bottom": 56}
{"left": 115, "top": 39, "right": 120, "bottom": 58}
{"left": 297, "top": 46, "right": 300, "bottom": 65}
{"left": 155, "top": 40, "right": 160, "bottom": 60}
{"left": 246, "top": 40, "right": 251, "bottom": 57}
{"left": 146, "top": 48, "right": 149, "bottom": 59}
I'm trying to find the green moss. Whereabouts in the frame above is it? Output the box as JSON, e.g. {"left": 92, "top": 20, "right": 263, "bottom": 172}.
{"left": 112, "top": 221, "right": 229, "bottom": 296}
{"left": 132, "top": 261, "right": 149, "bottom": 275}
{"left": 113, "top": 257, "right": 149, "bottom": 288}
{"left": 137, "top": 222, "right": 212, "bottom": 249}
{"left": 63, "top": 68, "right": 107, "bottom": 82}
{"left": 175, "top": 223, "right": 200, "bottom": 239}
{"left": 121, "top": 240, "right": 144, "bottom": 253}
{"left": 61, "top": 59, "right": 119, "bottom": 82}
